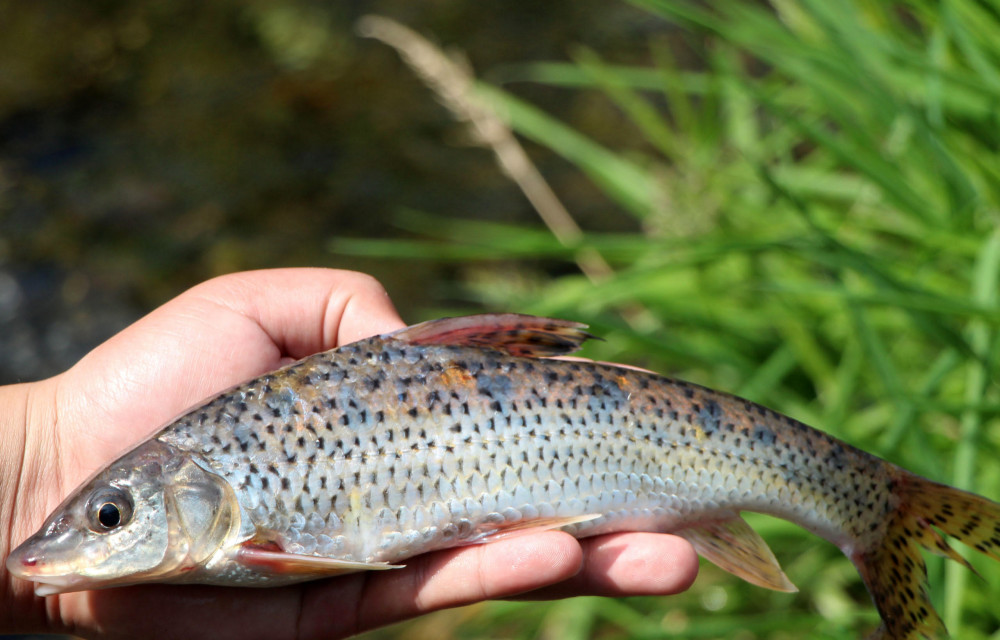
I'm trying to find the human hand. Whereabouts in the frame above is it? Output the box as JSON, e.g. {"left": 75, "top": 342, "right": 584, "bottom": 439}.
{"left": 2, "top": 268, "right": 698, "bottom": 640}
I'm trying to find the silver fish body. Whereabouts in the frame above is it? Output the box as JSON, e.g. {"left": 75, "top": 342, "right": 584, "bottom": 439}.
{"left": 160, "top": 333, "right": 887, "bottom": 568}
{"left": 9, "top": 314, "right": 1000, "bottom": 640}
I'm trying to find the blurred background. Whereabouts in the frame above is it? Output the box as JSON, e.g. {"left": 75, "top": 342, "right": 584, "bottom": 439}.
{"left": 0, "top": 0, "right": 656, "bottom": 385}
{"left": 3, "top": 0, "right": 1000, "bottom": 638}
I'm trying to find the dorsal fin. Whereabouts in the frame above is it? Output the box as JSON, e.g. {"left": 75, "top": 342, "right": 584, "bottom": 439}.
{"left": 388, "top": 313, "right": 596, "bottom": 357}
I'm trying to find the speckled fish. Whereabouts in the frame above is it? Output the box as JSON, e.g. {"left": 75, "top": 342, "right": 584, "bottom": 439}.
{"left": 8, "top": 314, "right": 1000, "bottom": 639}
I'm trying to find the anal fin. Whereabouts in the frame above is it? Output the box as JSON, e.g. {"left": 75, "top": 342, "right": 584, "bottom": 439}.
{"left": 677, "top": 514, "right": 797, "bottom": 593}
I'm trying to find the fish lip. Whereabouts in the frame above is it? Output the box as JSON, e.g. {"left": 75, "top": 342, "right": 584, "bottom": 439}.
{"left": 7, "top": 545, "right": 98, "bottom": 596}
{"left": 25, "top": 575, "right": 90, "bottom": 597}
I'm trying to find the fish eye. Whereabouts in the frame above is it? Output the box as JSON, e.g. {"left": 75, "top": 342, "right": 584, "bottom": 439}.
{"left": 87, "top": 488, "right": 134, "bottom": 532}
{"left": 98, "top": 502, "right": 121, "bottom": 527}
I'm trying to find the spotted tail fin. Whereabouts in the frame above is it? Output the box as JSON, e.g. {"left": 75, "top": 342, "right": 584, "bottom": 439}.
{"left": 854, "top": 471, "right": 1000, "bottom": 640}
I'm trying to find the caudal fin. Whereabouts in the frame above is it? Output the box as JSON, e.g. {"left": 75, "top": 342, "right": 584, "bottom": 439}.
{"left": 854, "top": 472, "right": 1000, "bottom": 640}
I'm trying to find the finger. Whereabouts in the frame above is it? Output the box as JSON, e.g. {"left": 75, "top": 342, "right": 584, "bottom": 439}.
{"left": 61, "top": 269, "right": 404, "bottom": 441}
{"left": 186, "top": 268, "right": 406, "bottom": 357}
{"left": 74, "top": 583, "right": 304, "bottom": 640}
{"left": 298, "top": 531, "right": 585, "bottom": 638}
{"left": 519, "top": 532, "right": 698, "bottom": 600}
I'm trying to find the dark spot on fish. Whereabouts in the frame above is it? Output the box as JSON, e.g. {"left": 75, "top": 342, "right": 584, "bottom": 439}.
{"left": 281, "top": 478, "right": 290, "bottom": 490}
{"left": 751, "top": 423, "right": 776, "bottom": 446}
{"left": 376, "top": 410, "right": 385, "bottom": 423}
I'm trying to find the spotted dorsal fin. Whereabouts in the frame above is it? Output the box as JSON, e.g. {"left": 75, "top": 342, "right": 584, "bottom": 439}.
{"left": 388, "top": 313, "right": 596, "bottom": 357}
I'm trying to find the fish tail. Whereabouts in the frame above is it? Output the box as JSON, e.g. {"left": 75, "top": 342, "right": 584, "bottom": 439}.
{"left": 854, "top": 471, "right": 1000, "bottom": 640}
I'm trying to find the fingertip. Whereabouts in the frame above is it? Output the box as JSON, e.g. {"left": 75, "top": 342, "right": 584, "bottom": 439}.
{"left": 475, "top": 531, "right": 585, "bottom": 596}
{"left": 415, "top": 531, "right": 584, "bottom": 608}
{"left": 182, "top": 268, "right": 406, "bottom": 356}
{"left": 583, "top": 532, "right": 699, "bottom": 596}
{"left": 521, "top": 533, "right": 698, "bottom": 600}
{"left": 331, "top": 271, "right": 406, "bottom": 345}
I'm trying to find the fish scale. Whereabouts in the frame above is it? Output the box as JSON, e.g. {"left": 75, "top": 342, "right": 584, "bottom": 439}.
{"left": 9, "top": 313, "right": 1000, "bottom": 640}
{"left": 160, "top": 336, "right": 888, "bottom": 563}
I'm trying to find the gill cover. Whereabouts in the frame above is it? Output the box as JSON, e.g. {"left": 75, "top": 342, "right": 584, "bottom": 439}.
{"left": 6, "top": 439, "right": 240, "bottom": 595}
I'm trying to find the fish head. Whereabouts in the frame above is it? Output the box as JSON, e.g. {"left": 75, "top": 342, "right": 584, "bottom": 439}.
{"left": 7, "top": 439, "right": 241, "bottom": 595}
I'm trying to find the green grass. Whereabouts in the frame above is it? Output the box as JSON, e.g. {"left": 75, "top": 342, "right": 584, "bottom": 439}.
{"left": 341, "top": 1, "right": 1000, "bottom": 638}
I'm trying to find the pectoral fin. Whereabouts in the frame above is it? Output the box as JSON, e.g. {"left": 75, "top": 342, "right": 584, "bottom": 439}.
{"left": 678, "top": 514, "right": 797, "bottom": 593}
{"left": 237, "top": 544, "right": 403, "bottom": 577}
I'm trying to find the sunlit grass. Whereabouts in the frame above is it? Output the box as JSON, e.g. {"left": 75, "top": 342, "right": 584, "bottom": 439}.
{"left": 343, "top": 1, "right": 1000, "bottom": 638}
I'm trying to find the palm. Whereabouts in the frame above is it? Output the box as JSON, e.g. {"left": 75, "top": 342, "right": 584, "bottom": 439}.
{"left": 8, "top": 269, "right": 697, "bottom": 640}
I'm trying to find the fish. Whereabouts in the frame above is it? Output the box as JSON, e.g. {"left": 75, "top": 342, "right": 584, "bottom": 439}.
{"left": 7, "top": 313, "right": 1000, "bottom": 639}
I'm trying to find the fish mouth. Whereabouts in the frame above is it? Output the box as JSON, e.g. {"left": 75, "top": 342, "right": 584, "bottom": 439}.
{"left": 6, "top": 547, "right": 89, "bottom": 596}
{"left": 28, "top": 575, "right": 91, "bottom": 597}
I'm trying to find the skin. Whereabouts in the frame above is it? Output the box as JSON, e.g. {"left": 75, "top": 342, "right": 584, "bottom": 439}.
{"left": 0, "top": 268, "right": 698, "bottom": 640}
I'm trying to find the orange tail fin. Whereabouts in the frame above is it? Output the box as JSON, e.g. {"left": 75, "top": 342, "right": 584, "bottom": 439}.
{"left": 854, "top": 472, "right": 1000, "bottom": 640}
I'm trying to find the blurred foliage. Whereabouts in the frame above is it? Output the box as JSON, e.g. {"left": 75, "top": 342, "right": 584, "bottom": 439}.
{"left": 4, "top": 0, "right": 1000, "bottom": 639}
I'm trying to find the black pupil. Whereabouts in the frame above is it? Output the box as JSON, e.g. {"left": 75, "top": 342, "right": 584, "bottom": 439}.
{"left": 98, "top": 502, "right": 121, "bottom": 528}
